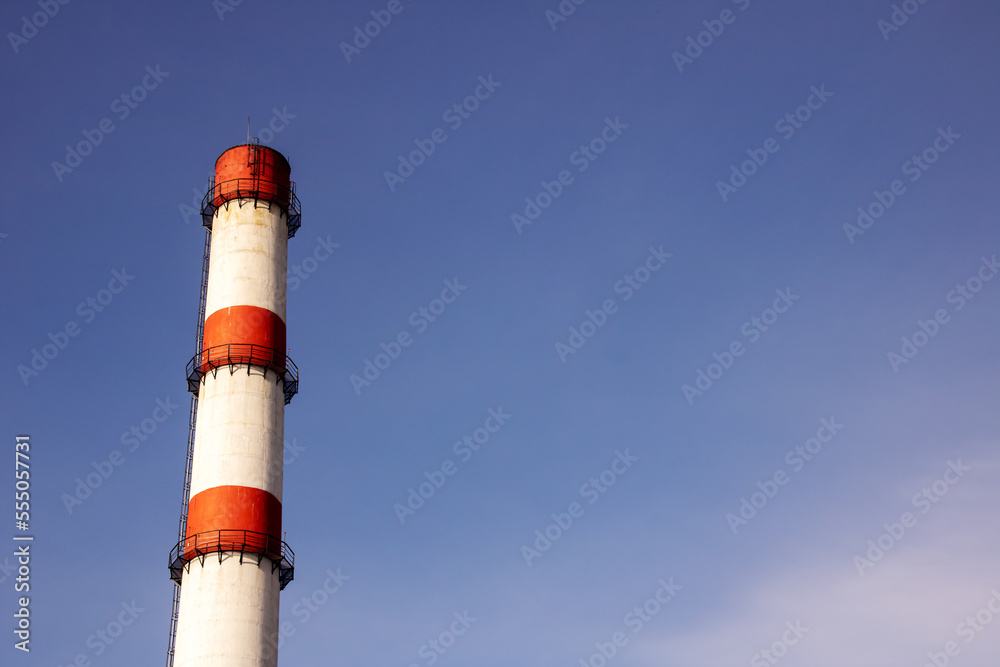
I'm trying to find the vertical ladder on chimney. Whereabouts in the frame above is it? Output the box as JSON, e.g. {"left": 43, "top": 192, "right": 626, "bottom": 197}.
{"left": 166, "top": 227, "right": 212, "bottom": 667}
{"left": 248, "top": 138, "right": 262, "bottom": 200}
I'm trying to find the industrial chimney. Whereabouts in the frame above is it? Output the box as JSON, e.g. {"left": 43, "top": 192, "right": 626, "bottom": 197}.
{"left": 166, "top": 141, "right": 301, "bottom": 667}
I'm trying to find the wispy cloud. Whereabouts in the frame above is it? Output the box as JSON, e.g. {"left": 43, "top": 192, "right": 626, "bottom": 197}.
{"left": 636, "top": 452, "right": 1000, "bottom": 667}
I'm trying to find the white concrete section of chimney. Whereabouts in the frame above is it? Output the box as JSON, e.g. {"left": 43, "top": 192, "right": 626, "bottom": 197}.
{"left": 204, "top": 204, "right": 288, "bottom": 321}
{"left": 188, "top": 371, "right": 285, "bottom": 501}
{"left": 173, "top": 555, "right": 281, "bottom": 667}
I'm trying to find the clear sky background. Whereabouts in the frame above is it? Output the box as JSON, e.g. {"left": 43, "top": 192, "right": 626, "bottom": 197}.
{"left": 3, "top": 1, "right": 1000, "bottom": 665}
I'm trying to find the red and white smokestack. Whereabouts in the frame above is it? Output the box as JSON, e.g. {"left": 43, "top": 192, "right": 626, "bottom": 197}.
{"left": 170, "top": 143, "right": 301, "bottom": 667}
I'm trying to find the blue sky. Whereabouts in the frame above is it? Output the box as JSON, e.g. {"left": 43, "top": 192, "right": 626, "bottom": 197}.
{"left": 3, "top": 1, "right": 1000, "bottom": 665}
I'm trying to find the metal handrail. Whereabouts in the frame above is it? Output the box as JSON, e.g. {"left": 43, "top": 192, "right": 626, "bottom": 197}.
{"left": 200, "top": 176, "right": 301, "bottom": 238}
{"left": 186, "top": 343, "right": 299, "bottom": 405}
{"left": 168, "top": 529, "right": 295, "bottom": 590}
